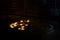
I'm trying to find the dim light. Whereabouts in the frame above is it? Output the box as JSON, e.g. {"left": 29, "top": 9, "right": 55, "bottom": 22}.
{"left": 10, "top": 19, "right": 30, "bottom": 30}
{"left": 10, "top": 23, "right": 14, "bottom": 28}
{"left": 20, "top": 24, "right": 23, "bottom": 26}
{"left": 27, "top": 20, "right": 30, "bottom": 23}
{"left": 13, "top": 22, "right": 18, "bottom": 27}
{"left": 18, "top": 28, "right": 21, "bottom": 30}
{"left": 21, "top": 26, "right": 25, "bottom": 30}
{"left": 20, "top": 20, "right": 24, "bottom": 22}
{"left": 10, "top": 22, "right": 18, "bottom": 28}
{"left": 14, "top": 22, "right": 18, "bottom": 24}
{"left": 25, "top": 24, "right": 28, "bottom": 26}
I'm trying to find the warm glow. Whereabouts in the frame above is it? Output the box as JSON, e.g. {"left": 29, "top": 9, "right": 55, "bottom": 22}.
{"left": 10, "top": 23, "right": 14, "bottom": 28}
{"left": 18, "top": 28, "right": 21, "bottom": 30}
{"left": 20, "top": 20, "right": 23, "bottom": 22}
{"left": 21, "top": 26, "right": 25, "bottom": 30}
{"left": 13, "top": 24, "right": 17, "bottom": 27}
{"left": 25, "top": 24, "right": 28, "bottom": 26}
{"left": 20, "top": 24, "right": 23, "bottom": 26}
{"left": 10, "top": 19, "right": 30, "bottom": 30}
{"left": 13, "top": 22, "right": 18, "bottom": 27}
{"left": 14, "top": 22, "right": 18, "bottom": 24}
{"left": 10, "top": 22, "right": 18, "bottom": 28}
{"left": 27, "top": 20, "right": 30, "bottom": 23}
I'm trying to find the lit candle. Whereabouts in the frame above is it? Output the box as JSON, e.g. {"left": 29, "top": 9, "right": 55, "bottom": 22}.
{"left": 21, "top": 26, "right": 25, "bottom": 30}
{"left": 18, "top": 28, "right": 21, "bottom": 30}
{"left": 20, "top": 20, "right": 23, "bottom": 22}
{"left": 20, "top": 24, "right": 23, "bottom": 26}
{"left": 10, "top": 23, "right": 14, "bottom": 28}
{"left": 27, "top": 20, "right": 30, "bottom": 23}
{"left": 25, "top": 24, "right": 28, "bottom": 26}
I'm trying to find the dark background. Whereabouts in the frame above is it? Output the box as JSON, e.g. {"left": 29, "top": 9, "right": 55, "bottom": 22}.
{"left": 0, "top": 0, "right": 59, "bottom": 40}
